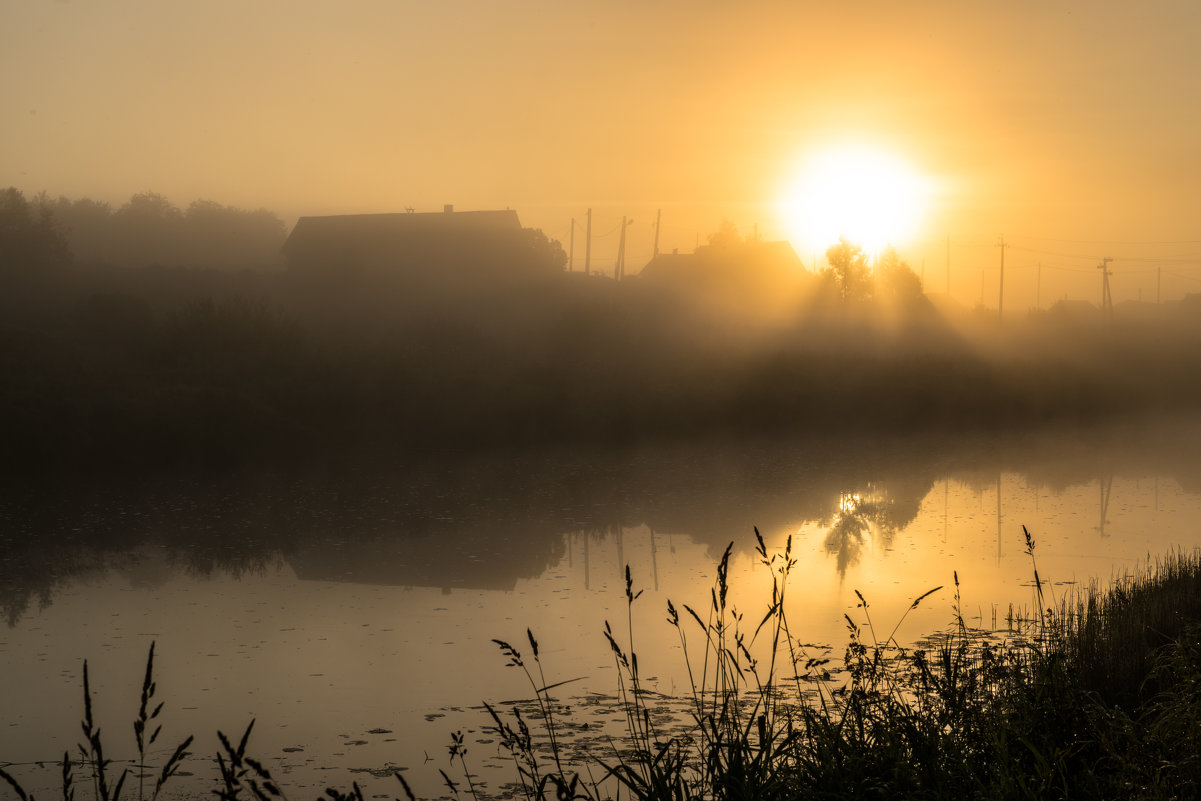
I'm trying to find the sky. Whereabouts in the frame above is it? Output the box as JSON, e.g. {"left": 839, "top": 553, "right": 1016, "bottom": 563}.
{"left": 4, "top": 0, "right": 1201, "bottom": 306}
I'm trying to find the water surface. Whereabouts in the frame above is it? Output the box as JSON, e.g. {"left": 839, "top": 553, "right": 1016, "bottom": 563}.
{"left": 4, "top": 421, "right": 1201, "bottom": 798}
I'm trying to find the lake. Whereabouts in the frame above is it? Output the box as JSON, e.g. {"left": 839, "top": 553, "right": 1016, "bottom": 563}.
{"left": 4, "top": 419, "right": 1201, "bottom": 799}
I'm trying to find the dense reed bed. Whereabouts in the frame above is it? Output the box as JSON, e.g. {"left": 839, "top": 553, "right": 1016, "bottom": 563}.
{"left": 6, "top": 528, "right": 1201, "bottom": 800}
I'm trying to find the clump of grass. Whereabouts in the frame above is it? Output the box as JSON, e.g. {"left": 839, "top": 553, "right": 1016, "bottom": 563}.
{"left": 481, "top": 627, "right": 591, "bottom": 800}
{"left": 133, "top": 642, "right": 194, "bottom": 801}
{"left": 1, "top": 641, "right": 193, "bottom": 801}
{"left": 0, "top": 644, "right": 372, "bottom": 801}
{"left": 1049, "top": 547, "right": 1201, "bottom": 709}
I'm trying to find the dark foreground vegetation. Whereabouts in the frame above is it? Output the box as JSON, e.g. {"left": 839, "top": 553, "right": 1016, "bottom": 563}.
{"left": 4, "top": 187, "right": 1201, "bottom": 473}
{"left": 8, "top": 532, "right": 1201, "bottom": 800}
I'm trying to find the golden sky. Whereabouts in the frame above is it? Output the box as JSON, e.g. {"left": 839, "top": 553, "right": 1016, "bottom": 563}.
{"left": 4, "top": 0, "right": 1200, "bottom": 304}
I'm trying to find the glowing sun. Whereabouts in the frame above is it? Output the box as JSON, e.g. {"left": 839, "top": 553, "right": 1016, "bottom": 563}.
{"left": 778, "top": 144, "right": 931, "bottom": 256}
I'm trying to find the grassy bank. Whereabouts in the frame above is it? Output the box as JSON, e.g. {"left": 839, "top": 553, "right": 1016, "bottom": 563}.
{"left": 6, "top": 531, "right": 1201, "bottom": 800}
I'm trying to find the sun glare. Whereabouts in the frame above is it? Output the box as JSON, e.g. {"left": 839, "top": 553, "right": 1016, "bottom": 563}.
{"left": 778, "top": 144, "right": 931, "bottom": 258}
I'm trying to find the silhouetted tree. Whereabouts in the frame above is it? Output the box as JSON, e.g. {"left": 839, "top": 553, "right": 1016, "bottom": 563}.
{"left": 518, "top": 227, "right": 568, "bottom": 272}
{"left": 39, "top": 195, "right": 115, "bottom": 264}
{"left": 34, "top": 192, "right": 286, "bottom": 269}
{"left": 707, "top": 219, "right": 743, "bottom": 251}
{"left": 825, "top": 237, "right": 872, "bottom": 302}
{"left": 112, "top": 192, "right": 185, "bottom": 266}
{"left": 876, "top": 247, "right": 923, "bottom": 305}
{"left": 183, "top": 200, "right": 286, "bottom": 269}
{"left": 0, "top": 187, "right": 71, "bottom": 272}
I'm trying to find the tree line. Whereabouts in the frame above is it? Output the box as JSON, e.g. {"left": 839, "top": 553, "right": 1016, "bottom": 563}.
{"left": 1, "top": 187, "right": 286, "bottom": 272}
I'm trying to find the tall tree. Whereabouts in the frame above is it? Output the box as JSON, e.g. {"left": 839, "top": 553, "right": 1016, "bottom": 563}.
{"left": 876, "top": 246, "right": 923, "bottom": 304}
{"left": 824, "top": 237, "right": 871, "bottom": 303}
{"left": 0, "top": 187, "right": 70, "bottom": 272}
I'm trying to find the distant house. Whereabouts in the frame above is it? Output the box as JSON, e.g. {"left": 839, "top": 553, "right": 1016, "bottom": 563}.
{"left": 1045, "top": 298, "right": 1101, "bottom": 323}
{"left": 640, "top": 240, "right": 803, "bottom": 283}
{"left": 281, "top": 206, "right": 560, "bottom": 283}
{"left": 638, "top": 238, "right": 807, "bottom": 312}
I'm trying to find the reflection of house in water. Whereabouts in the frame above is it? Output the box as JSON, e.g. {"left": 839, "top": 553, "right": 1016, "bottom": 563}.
{"left": 281, "top": 206, "right": 558, "bottom": 283}
{"left": 285, "top": 521, "right": 568, "bottom": 593}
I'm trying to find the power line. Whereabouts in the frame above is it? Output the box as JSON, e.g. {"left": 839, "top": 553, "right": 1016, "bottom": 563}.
{"left": 996, "top": 235, "right": 1007, "bottom": 320}
{"left": 591, "top": 222, "right": 623, "bottom": 238}
{"left": 1007, "top": 245, "right": 1100, "bottom": 261}
{"left": 958, "top": 241, "right": 1201, "bottom": 265}
{"left": 1029, "top": 262, "right": 1099, "bottom": 274}
{"left": 1112, "top": 256, "right": 1201, "bottom": 265}
{"left": 1009, "top": 235, "right": 1201, "bottom": 246}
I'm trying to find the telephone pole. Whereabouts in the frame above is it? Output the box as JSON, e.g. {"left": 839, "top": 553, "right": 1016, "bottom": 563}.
{"left": 945, "top": 235, "right": 951, "bottom": 296}
{"left": 652, "top": 208, "right": 661, "bottom": 258}
{"left": 996, "top": 235, "right": 1007, "bottom": 320}
{"left": 1098, "top": 257, "right": 1114, "bottom": 321}
{"left": 568, "top": 218, "right": 575, "bottom": 272}
{"left": 615, "top": 216, "right": 629, "bottom": 280}
{"left": 584, "top": 208, "right": 592, "bottom": 276}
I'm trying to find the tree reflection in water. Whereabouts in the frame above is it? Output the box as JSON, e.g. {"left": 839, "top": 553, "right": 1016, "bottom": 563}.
{"left": 822, "top": 487, "right": 906, "bottom": 577}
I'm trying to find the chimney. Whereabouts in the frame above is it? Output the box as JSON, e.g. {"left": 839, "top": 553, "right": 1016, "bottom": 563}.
{"left": 443, "top": 204, "right": 454, "bottom": 214}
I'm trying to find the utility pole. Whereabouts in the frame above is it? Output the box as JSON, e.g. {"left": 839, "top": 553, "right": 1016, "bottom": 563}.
{"left": 945, "top": 235, "right": 951, "bottom": 296}
{"left": 584, "top": 208, "right": 592, "bottom": 276}
{"left": 996, "top": 235, "right": 1007, "bottom": 321}
{"left": 652, "top": 208, "right": 661, "bottom": 258}
{"left": 615, "top": 216, "right": 628, "bottom": 280}
{"left": 568, "top": 218, "right": 575, "bottom": 272}
{"left": 1098, "top": 257, "right": 1114, "bottom": 321}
